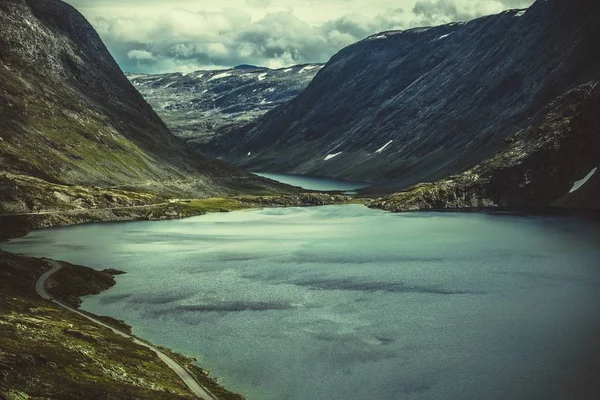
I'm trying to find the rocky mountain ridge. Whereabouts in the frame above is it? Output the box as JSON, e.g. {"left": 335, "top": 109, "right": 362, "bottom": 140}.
{"left": 368, "top": 80, "right": 600, "bottom": 211}
{"left": 127, "top": 64, "right": 322, "bottom": 154}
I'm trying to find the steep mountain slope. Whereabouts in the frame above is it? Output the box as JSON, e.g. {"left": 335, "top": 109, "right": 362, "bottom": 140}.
{"left": 368, "top": 80, "right": 600, "bottom": 211}
{"left": 0, "top": 0, "right": 289, "bottom": 215}
{"left": 128, "top": 64, "right": 321, "bottom": 153}
{"left": 213, "top": 0, "right": 600, "bottom": 191}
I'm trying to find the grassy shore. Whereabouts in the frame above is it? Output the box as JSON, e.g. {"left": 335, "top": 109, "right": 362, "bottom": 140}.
{"left": 0, "top": 250, "right": 240, "bottom": 399}
{"left": 0, "top": 193, "right": 363, "bottom": 241}
{"left": 0, "top": 194, "right": 365, "bottom": 399}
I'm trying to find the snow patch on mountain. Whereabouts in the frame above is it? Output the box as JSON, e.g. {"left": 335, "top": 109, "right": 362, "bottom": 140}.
{"left": 210, "top": 72, "right": 232, "bottom": 81}
{"left": 324, "top": 152, "right": 342, "bottom": 161}
{"left": 569, "top": 167, "right": 597, "bottom": 193}
{"left": 300, "top": 65, "right": 319, "bottom": 74}
{"left": 376, "top": 140, "right": 394, "bottom": 153}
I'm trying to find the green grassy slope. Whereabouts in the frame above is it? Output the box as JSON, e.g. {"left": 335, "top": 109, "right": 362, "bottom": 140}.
{"left": 0, "top": 0, "right": 293, "bottom": 214}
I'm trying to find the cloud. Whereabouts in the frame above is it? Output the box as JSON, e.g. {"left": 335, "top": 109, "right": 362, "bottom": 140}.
{"left": 246, "top": 0, "right": 271, "bottom": 7}
{"left": 412, "top": 0, "right": 533, "bottom": 25}
{"left": 64, "top": 0, "right": 535, "bottom": 73}
{"left": 127, "top": 49, "right": 155, "bottom": 60}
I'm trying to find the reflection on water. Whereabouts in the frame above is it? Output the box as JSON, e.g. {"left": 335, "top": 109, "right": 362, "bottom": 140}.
{"left": 253, "top": 172, "right": 368, "bottom": 192}
{"left": 3, "top": 205, "right": 600, "bottom": 400}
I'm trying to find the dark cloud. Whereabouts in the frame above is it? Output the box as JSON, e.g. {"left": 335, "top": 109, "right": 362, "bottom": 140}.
{"left": 94, "top": 8, "right": 401, "bottom": 73}
{"left": 412, "top": 0, "right": 533, "bottom": 25}
{"left": 64, "top": 0, "right": 536, "bottom": 73}
{"left": 413, "top": 0, "right": 462, "bottom": 21}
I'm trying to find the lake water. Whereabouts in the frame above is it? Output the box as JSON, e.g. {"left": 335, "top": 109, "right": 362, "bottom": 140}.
{"left": 3, "top": 205, "right": 600, "bottom": 400}
{"left": 253, "top": 172, "right": 368, "bottom": 192}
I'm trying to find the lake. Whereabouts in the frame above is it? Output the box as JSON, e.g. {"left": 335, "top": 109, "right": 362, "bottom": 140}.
{"left": 3, "top": 205, "right": 600, "bottom": 400}
{"left": 253, "top": 172, "right": 368, "bottom": 192}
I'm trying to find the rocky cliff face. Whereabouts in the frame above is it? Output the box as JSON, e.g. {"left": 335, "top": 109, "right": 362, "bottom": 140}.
{"left": 128, "top": 64, "right": 321, "bottom": 155}
{"left": 0, "top": 0, "right": 289, "bottom": 210}
{"left": 368, "top": 80, "right": 600, "bottom": 211}
{"left": 212, "top": 0, "right": 600, "bottom": 192}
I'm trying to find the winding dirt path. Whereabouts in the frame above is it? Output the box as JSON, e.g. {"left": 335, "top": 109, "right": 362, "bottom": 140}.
{"left": 36, "top": 260, "right": 217, "bottom": 400}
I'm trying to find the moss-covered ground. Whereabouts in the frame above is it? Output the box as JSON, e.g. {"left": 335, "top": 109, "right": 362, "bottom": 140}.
{"left": 0, "top": 250, "right": 245, "bottom": 399}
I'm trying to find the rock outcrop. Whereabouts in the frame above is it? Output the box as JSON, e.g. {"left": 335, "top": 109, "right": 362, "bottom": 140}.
{"left": 368, "top": 81, "right": 600, "bottom": 211}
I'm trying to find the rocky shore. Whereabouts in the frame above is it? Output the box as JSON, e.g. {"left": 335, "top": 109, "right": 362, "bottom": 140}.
{"left": 368, "top": 81, "right": 600, "bottom": 213}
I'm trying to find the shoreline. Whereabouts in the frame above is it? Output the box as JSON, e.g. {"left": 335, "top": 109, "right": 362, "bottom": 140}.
{"left": 0, "top": 193, "right": 362, "bottom": 242}
{"left": 6, "top": 197, "right": 597, "bottom": 399}
{"left": 39, "top": 260, "right": 219, "bottom": 399}
{"left": 4, "top": 202, "right": 600, "bottom": 399}
{"left": 0, "top": 249, "right": 246, "bottom": 399}
{"left": 0, "top": 194, "right": 360, "bottom": 399}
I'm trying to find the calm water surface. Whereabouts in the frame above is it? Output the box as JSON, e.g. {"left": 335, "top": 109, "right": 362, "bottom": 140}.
{"left": 3, "top": 205, "right": 600, "bottom": 400}
{"left": 253, "top": 172, "right": 368, "bottom": 192}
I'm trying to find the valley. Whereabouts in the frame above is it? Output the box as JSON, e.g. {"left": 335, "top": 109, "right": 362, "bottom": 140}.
{"left": 1, "top": 0, "right": 599, "bottom": 399}
{"left": 181, "top": 0, "right": 599, "bottom": 212}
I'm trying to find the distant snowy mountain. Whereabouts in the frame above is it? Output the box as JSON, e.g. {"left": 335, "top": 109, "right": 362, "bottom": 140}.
{"left": 127, "top": 64, "right": 322, "bottom": 152}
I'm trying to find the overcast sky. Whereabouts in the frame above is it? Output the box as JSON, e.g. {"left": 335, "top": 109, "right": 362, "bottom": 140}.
{"left": 64, "top": 0, "right": 535, "bottom": 74}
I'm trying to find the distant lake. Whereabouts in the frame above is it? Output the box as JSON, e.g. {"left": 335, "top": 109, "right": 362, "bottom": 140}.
{"left": 253, "top": 172, "right": 368, "bottom": 192}
{"left": 3, "top": 206, "right": 600, "bottom": 400}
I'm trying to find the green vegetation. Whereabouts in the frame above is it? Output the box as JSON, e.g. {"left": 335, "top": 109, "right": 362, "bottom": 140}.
{"left": 0, "top": 251, "right": 206, "bottom": 399}
{"left": 0, "top": 173, "right": 165, "bottom": 215}
{"left": 0, "top": 190, "right": 359, "bottom": 241}
{"left": 157, "top": 347, "right": 245, "bottom": 400}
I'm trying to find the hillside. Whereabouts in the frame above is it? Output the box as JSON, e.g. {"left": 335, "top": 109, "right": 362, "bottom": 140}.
{"left": 0, "top": 0, "right": 291, "bottom": 217}
{"left": 368, "top": 80, "right": 600, "bottom": 211}
{"left": 211, "top": 0, "right": 600, "bottom": 198}
{"left": 0, "top": 250, "right": 243, "bottom": 400}
{"left": 127, "top": 64, "right": 321, "bottom": 154}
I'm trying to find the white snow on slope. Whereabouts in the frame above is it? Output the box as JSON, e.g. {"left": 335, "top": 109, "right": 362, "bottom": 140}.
{"left": 569, "top": 167, "right": 597, "bottom": 193}
{"left": 324, "top": 152, "right": 342, "bottom": 161}
{"left": 300, "top": 65, "right": 319, "bottom": 73}
{"left": 283, "top": 68, "right": 293, "bottom": 73}
{"left": 376, "top": 140, "right": 393, "bottom": 153}
{"left": 209, "top": 72, "right": 232, "bottom": 81}
{"left": 437, "top": 33, "right": 452, "bottom": 40}
{"left": 515, "top": 10, "right": 526, "bottom": 17}
{"left": 258, "top": 73, "right": 268, "bottom": 81}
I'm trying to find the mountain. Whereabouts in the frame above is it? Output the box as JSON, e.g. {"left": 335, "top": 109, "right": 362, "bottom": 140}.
{"left": 368, "top": 80, "right": 600, "bottom": 211}
{"left": 0, "top": 0, "right": 290, "bottom": 216}
{"left": 211, "top": 0, "right": 600, "bottom": 199}
{"left": 127, "top": 64, "right": 322, "bottom": 154}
